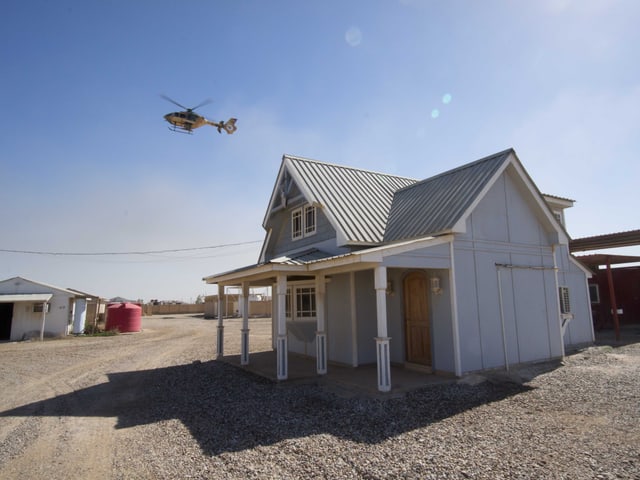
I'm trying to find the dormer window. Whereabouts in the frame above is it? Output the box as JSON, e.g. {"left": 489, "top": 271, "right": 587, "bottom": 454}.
{"left": 292, "top": 205, "right": 316, "bottom": 240}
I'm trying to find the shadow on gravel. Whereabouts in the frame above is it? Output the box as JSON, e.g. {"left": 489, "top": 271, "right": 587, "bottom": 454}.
{"left": 0, "top": 361, "right": 531, "bottom": 455}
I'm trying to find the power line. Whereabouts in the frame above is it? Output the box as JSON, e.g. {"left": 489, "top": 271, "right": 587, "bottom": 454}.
{"left": 0, "top": 240, "right": 262, "bottom": 256}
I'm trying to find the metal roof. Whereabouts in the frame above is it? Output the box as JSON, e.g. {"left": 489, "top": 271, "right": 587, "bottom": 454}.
{"left": 574, "top": 254, "right": 640, "bottom": 266}
{"left": 0, "top": 293, "right": 53, "bottom": 303}
{"left": 570, "top": 229, "right": 640, "bottom": 252}
{"left": 384, "top": 149, "right": 512, "bottom": 242}
{"left": 271, "top": 248, "right": 337, "bottom": 265}
{"left": 285, "top": 155, "right": 417, "bottom": 244}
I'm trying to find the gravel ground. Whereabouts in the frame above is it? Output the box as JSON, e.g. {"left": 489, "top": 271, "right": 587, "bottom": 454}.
{"left": 0, "top": 316, "right": 639, "bottom": 479}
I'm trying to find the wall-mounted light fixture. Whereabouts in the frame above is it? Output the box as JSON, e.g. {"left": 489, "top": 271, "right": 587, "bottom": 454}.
{"left": 430, "top": 276, "right": 443, "bottom": 296}
{"left": 386, "top": 280, "right": 395, "bottom": 296}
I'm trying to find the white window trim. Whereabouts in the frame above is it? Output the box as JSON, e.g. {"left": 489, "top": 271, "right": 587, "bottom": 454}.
{"left": 291, "top": 208, "right": 303, "bottom": 240}
{"left": 285, "top": 284, "right": 317, "bottom": 321}
{"left": 559, "top": 286, "right": 571, "bottom": 314}
{"left": 291, "top": 204, "right": 316, "bottom": 241}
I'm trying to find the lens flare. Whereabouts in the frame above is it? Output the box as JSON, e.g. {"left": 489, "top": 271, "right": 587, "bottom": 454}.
{"left": 442, "top": 93, "right": 452, "bottom": 104}
{"left": 431, "top": 109, "right": 440, "bottom": 119}
{"left": 345, "top": 27, "right": 363, "bottom": 47}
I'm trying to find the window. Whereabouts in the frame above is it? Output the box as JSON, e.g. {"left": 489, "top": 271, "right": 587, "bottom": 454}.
{"left": 291, "top": 208, "right": 303, "bottom": 240}
{"left": 553, "top": 211, "right": 563, "bottom": 226}
{"left": 33, "top": 303, "right": 50, "bottom": 313}
{"left": 559, "top": 286, "right": 571, "bottom": 314}
{"left": 291, "top": 205, "right": 316, "bottom": 240}
{"left": 588, "top": 284, "right": 600, "bottom": 304}
{"left": 285, "top": 285, "right": 316, "bottom": 320}
{"left": 296, "top": 287, "right": 316, "bottom": 317}
{"left": 304, "top": 205, "right": 316, "bottom": 235}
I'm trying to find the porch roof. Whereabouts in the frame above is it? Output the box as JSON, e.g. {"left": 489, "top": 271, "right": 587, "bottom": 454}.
{"left": 0, "top": 293, "right": 53, "bottom": 303}
{"left": 203, "top": 234, "right": 453, "bottom": 286}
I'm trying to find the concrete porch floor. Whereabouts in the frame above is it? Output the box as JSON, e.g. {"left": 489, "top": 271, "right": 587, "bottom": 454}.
{"left": 218, "top": 350, "right": 455, "bottom": 397}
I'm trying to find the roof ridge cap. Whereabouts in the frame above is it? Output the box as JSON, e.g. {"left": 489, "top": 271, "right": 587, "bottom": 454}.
{"left": 394, "top": 148, "right": 514, "bottom": 194}
{"left": 283, "top": 154, "right": 417, "bottom": 182}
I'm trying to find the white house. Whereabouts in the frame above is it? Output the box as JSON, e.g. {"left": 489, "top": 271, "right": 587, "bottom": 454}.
{"left": 203, "top": 149, "right": 594, "bottom": 392}
{"left": 0, "top": 277, "right": 93, "bottom": 341}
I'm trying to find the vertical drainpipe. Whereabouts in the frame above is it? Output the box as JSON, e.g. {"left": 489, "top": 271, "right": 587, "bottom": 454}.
{"left": 449, "top": 241, "right": 462, "bottom": 377}
{"left": 552, "top": 245, "right": 566, "bottom": 358}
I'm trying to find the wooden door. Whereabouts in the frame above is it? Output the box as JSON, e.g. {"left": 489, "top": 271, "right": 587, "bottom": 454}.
{"left": 403, "top": 272, "right": 432, "bottom": 366}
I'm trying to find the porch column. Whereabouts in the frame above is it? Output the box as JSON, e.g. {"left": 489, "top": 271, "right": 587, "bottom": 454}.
{"left": 39, "top": 305, "right": 47, "bottom": 342}
{"left": 315, "top": 273, "right": 327, "bottom": 375}
{"left": 276, "top": 274, "right": 288, "bottom": 380}
{"left": 216, "top": 286, "right": 225, "bottom": 359}
{"left": 240, "top": 282, "right": 250, "bottom": 365}
{"left": 374, "top": 265, "right": 391, "bottom": 392}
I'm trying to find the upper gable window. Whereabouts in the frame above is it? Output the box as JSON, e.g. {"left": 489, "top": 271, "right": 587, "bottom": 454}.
{"left": 292, "top": 205, "right": 316, "bottom": 240}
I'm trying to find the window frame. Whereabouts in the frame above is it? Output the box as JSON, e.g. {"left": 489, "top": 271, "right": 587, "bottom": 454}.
{"left": 588, "top": 284, "right": 600, "bottom": 304}
{"left": 285, "top": 284, "right": 317, "bottom": 321}
{"left": 291, "top": 204, "right": 317, "bottom": 241}
{"left": 559, "top": 286, "right": 571, "bottom": 314}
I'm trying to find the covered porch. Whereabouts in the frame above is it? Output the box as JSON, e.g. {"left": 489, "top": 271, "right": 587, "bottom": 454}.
{"left": 218, "top": 349, "right": 454, "bottom": 397}
{"left": 203, "top": 236, "right": 457, "bottom": 393}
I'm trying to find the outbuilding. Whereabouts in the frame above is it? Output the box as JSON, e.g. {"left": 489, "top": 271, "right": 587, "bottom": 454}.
{"left": 0, "top": 276, "right": 93, "bottom": 341}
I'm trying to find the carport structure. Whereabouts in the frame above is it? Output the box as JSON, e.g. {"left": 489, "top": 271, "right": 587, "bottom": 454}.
{"left": 571, "top": 229, "right": 640, "bottom": 340}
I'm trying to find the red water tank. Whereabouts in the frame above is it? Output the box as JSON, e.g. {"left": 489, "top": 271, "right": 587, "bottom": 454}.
{"left": 106, "top": 303, "right": 142, "bottom": 333}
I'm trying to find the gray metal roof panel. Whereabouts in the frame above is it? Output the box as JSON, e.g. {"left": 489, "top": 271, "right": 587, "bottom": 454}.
{"left": 285, "top": 155, "right": 417, "bottom": 244}
{"left": 384, "top": 150, "right": 512, "bottom": 242}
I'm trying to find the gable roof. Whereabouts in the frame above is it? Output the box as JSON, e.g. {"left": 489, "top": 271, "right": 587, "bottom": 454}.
{"left": 265, "top": 155, "right": 417, "bottom": 245}
{"left": 384, "top": 149, "right": 512, "bottom": 242}
{"left": 0, "top": 276, "right": 86, "bottom": 297}
{"left": 262, "top": 148, "right": 567, "bottom": 249}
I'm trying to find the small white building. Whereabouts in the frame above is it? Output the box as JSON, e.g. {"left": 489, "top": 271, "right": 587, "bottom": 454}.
{"left": 0, "top": 276, "right": 93, "bottom": 341}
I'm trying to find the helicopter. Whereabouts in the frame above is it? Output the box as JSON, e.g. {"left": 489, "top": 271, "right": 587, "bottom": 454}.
{"left": 161, "top": 95, "right": 237, "bottom": 134}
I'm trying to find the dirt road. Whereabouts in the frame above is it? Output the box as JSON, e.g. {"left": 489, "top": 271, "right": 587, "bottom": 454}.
{"left": 0, "top": 315, "right": 260, "bottom": 479}
{"left": 1, "top": 316, "right": 639, "bottom": 479}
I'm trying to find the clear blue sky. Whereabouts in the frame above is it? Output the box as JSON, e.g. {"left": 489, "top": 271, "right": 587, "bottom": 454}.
{"left": 2, "top": 0, "right": 639, "bottom": 301}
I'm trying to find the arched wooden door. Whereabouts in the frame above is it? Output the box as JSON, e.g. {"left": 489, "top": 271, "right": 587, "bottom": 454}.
{"left": 403, "top": 272, "right": 432, "bottom": 366}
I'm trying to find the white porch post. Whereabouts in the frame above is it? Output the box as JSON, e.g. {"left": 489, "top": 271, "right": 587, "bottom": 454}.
{"left": 39, "top": 305, "right": 47, "bottom": 342}
{"left": 374, "top": 265, "right": 391, "bottom": 392}
{"left": 276, "top": 274, "right": 288, "bottom": 380}
{"left": 315, "top": 273, "right": 327, "bottom": 375}
{"left": 240, "top": 282, "right": 250, "bottom": 365}
{"left": 216, "top": 286, "right": 225, "bottom": 359}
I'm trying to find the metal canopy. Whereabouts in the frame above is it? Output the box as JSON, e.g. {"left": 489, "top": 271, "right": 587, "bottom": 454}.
{"left": 575, "top": 254, "right": 640, "bottom": 267}
{"left": 570, "top": 229, "right": 640, "bottom": 252}
{"left": 0, "top": 293, "right": 53, "bottom": 303}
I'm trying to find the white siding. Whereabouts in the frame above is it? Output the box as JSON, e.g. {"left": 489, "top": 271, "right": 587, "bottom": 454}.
{"left": 453, "top": 169, "right": 567, "bottom": 373}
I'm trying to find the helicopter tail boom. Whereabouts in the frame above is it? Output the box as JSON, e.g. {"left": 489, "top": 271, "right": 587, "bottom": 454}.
{"left": 207, "top": 118, "right": 238, "bottom": 134}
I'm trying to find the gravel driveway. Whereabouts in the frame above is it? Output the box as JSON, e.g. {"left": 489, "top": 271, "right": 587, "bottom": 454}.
{"left": 0, "top": 315, "right": 638, "bottom": 479}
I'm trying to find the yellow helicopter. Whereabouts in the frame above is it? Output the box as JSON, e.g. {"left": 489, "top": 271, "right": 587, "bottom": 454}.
{"left": 161, "top": 95, "right": 237, "bottom": 134}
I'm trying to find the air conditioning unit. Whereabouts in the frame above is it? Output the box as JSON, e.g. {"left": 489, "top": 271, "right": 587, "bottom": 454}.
{"left": 33, "top": 303, "right": 50, "bottom": 313}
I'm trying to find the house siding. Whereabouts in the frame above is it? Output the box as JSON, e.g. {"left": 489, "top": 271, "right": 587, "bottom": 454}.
{"left": 453, "top": 169, "right": 565, "bottom": 373}
{"left": 267, "top": 203, "right": 337, "bottom": 260}
{"left": 556, "top": 246, "right": 595, "bottom": 348}
{"left": 326, "top": 273, "right": 355, "bottom": 365}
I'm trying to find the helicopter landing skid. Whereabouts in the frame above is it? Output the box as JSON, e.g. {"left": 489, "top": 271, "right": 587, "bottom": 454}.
{"left": 168, "top": 126, "right": 193, "bottom": 134}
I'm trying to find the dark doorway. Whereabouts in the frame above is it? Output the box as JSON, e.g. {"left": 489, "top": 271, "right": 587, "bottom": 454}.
{"left": 0, "top": 303, "right": 14, "bottom": 340}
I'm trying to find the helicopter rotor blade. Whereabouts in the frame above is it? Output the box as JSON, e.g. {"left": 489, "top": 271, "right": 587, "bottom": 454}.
{"left": 160, "top": 94, "right": 189, "bottom": 111}
{"left": 191, "top": 98, "right": 213, "bottom": 111}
